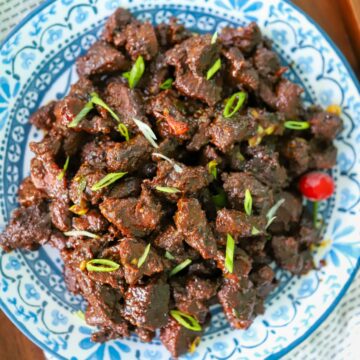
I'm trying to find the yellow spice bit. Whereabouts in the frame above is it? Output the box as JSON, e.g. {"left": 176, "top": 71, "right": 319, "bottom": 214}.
{"left": 79, "top": 260, "right": 87, "bottom": 271}
{"left": 310, "top": 238, "right": 332, "bottom": 252}
{"left": 248, "top": 135, "right": 262, "bottom": 147}
{"left": 131, "top": 258, "right": 138, "bottom": 265}
{"left": 265, "top": 125, "right": 276, "bottom": 135}
{"left": 189, "top": 336, "right": 201, "bottom": 353}
{"left": 251, "top": 109, "right": 259, "bottom": 118}
{"left": 326, "top": 104, "right": 341, "bottom": 116}
{"left": 69, "top": 204, "right": 88, "bottom": 216}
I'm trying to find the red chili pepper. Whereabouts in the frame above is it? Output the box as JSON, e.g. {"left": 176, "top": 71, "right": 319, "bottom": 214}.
{"left": 165, "top": 115, "right": 189, "bottom": 135}
{"left": 299, "top": 171, "right": 335, "bottom": 201}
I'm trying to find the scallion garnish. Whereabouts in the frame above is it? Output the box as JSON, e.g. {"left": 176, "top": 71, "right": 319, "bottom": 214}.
{"left": 91, "top": 172, "right": 127, "bottom": 191}
{"left": 126, "top": 55, "right": 145, "bottom": 89}
{"left": 57, "top": 156, "right": 70, "bottom": 180}
{"left": 159, "top": 78, "right": 174, "bottom": 90}
{"left": 206, "top": 58, "right": 221, "bottom": 80}
{"left": 69, "top": 203, "right": 88, "bottom": 216}
{"left": 137, "top": 243, "right": 151, "bottom": 268}
{"left": 169, "top": 259, "right": 192, "bottom": 277}
{"left": 284, "top": 121, "right": 310, "bottom": 130}
{"left": 189, "top": 337, "right": 201, "bottom": 353}
{"left": 155, "top": 186, "right": 181, "bottom": 194}
{"left": 90, "top": 92, "right": 120, "bottom": 122}
{"left": 117, "top": 123, "right": 130, "bottom": 141}
{"left": 153, "top": 153, "right": 183, "bottom": 173}
{"left": 265, "top": 198, "right": 285, "bottom": 229}
{"left": 68, "top": 101, "right": 94, "bottom": 128}
{"left": 244, "top": 189, "right": 252, "bottom": 216}
{"left": 251, "top": 226, "right": 261, "bottom": 235}
{"left": 207, "top": 159, "right": 217, "bottom": 179}
{"left": 212, "top": 190, "right": 227, "bottom": 208}
{"left": 223, "top": 91, "right": 247, "bottom": 118}
{"left": 211, "top": 31, "right": 218, "bottom": 44}
{"left": 64, "top": 230, "right": 99, "bottom": 239}
{"left": 225, "top": 233, "right": 235, "bottom": 273}
{"left": 86, "top": 259, "right": 120, "bottom": 272}
{"left": 133, "top": 118, "right": 159, "bottom": 148}
{"left": 165, "top": 251, "right": 175, "bottom": 260}
{"left": 170, "top": 310, "right": 202, "bottom": 331}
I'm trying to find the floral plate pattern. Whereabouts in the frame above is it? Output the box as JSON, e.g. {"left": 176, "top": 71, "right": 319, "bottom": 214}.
{"left": 0, "top": 0, "right": 359, "bottom": 359}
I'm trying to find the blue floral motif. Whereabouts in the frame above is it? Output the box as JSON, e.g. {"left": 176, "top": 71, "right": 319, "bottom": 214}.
{"left": 340, "top": 188, "right": 356, "bottom": 209}
{"left": 318, "top": 89, "right": 334, "bottom": 106}
{"left": 271, "top": 306, "right": 290, "bottom": 321}
{"left": 271, "top": 29, "right": 288, "bottom": 45}
{"left": 106, "top": 0, "right": 121, "bottom": 10}
{"left": 51, "top": 309, "right": 68, "bottom": 326}
{"left": 47, "top": 28, "right": 63, "bottom": 45}
{"left": 338, "top": 152, "right": 353, "bottom": 174}
{"left": 75, "top": 8, "right": 88, "bottom": 24}
{"left": 297, "top": 278, "right": 315, "bottom": 297}
{"left": 5, "top": 256, "right": 21, "bottom": 270}
{"left": 20, "top": 52, "right": 36, "bottom": 69}
{"left": 297, "top": 56, "right": 313, "bottom": 74}
{"left": 143, "top": 350, "right": 162, "bottom": 359}
{"left": 213, "top": 341, "right": 228, "bottom": 352}
{"left": 0, "top": 76, "right": 20, "bottom": 130}
{"left": 25, "top": 284, "right": 40, "bottom": 300}
{"left": 242, "top": 327, "right": 259, "bottom": 341}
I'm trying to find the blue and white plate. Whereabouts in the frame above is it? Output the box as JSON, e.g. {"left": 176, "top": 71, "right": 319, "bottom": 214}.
{"left": 0, "top": 0, "right": 359, "bottom": 359}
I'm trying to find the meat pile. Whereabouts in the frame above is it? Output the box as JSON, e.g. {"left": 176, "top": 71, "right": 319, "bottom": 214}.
{"left": 0, "top": 8, "right": 342, "bottom": 357}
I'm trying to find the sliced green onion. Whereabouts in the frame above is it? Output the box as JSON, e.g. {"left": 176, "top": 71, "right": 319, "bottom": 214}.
{"left": 64, "top": 230, "right": 99, "bottom": 239}
{"left": 69, "top": 204, "right": 88, "bottom": 215}
{"left": 153, "top": 153, "right": 183, "bottom": 173}
{"left": 133, "top": 118, "right": 159, "bottom": 148}
{"left": 155, "top": 186, "right": 180, "bottom": 194}
{"left": 137, "top": 243, "right": 151, "bottom": 268}
{"left": 265, "top": 198, "right": 285, "bottom": 229}
{"left": 170, "top": 310, "right": 202, "bottom": 331}
{"left": 169, "top": 259, "right": 192, "bottom": 277}
{"left": 122, "top": 71, "right": 130, "bottom": 79}
{"left": 244, "top": 189, "right": 252, "bottom": 216}
{"left": 165, "top": 251, "right": 175, "bottom": 260}
{"left": 211, "top": 31, "right": 218, "bottom": 44}
{"left": 73, "top": 310, "right": 85, "bottom": 321}
{"left": 117, "top": 123, "right": 130, "bottom": 141}
{"left": 223, "top": 91, "right": 247, "bottom": 118}
{"left": 225, "top": 233, "right": 235, "bottom": 273}
{"left": 207, "top": 159, "right": 217, "bottom": 179}
{"left": 127, "top": 55, "right": 145, "bottom": 89}
{"left": 236, "top": 151, "right": 245, "bottom": 161}
{"left": 206, "top": 58, "right": 221, "bottom": 80}
{"left": 159, "top": 78, "right": 174, "bottom": 90}
{"left": 86, "top": 259, "right": 120, "bottom": 272}
{"left": 68, "top": 101, "right": 93, "bottom": 128}
{"left": 90, "top": 92, "right": 120, "bottom": 122}
{"left": 91, "top": 172, "right": 127, "bottom": 191}
{"left": 212, "top": 190, "right": 227, "bottom": 208}
{"left": 57, "top": 156, "right": 70, "bottom": 180}
{"left": 251, "top": 226, "right": 261, "bottom": 235}
{"left": 284, "top": 121, "right": 310, "bottom": 130}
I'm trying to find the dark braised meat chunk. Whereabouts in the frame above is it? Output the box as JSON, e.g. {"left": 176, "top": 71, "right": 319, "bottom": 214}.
{"left": 1, "top": 8, "right": 342, "bottom": 358}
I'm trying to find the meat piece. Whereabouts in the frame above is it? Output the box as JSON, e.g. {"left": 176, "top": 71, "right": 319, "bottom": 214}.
{"left": 186, "top": 109, "right": 213, "bottom": 151}
{"left": 72, "top": 209, "right": 108, "bottom": 233}
{"left": 54, "top": 95, "right": 87, "bottom": 128}
{"left": 154, "top": 225, "right": 184, "bottom": 252}
{"left": 135, "top": 328, "right": 155, "bottom": 343}
{"left": 253, "top": 47, "right": 281, "bottom": 83}
{"left": 80, "top": 139, "right": 107, "bottom": 169}
{"left": 124, "top": 22, "right": 159, "bottom": 61}
{"left": 156, "top": 18, "right": 191, "bottom": 48}
{"left": 281, "top": 137, "right": 310, "bottom": 176}
{"left": 118, "top": 238, "right": 164, "bottom": 284}
{"left": 123, "top": 281, "right": 169, "bottom": 329}
{"left": 309, "top": 140, "right": 337, "bottom": 169}
{"left": 174, "top": 198, "right": 217, "bottom": 259}
{"left": 219, "top": 22, "right": 262, "bottom": 55}
{"left": 0, "top": 202, "right": 52, "bottom": 251}
{"left": 207, "top": 113, "right": 257, "bottom": 153}
{"left": 50, "top": 200, "right": 71, "bottom": 232}
{"left": 160, "top": 317, "right": 202, "bottom": 358}
{"left": 222, "top": 172, "right": 274, "bottom": 213}
{"left": 102, "top": 8, "right": 133, "bottom": 45}
{"left": 216, "top": 209, "right": 266, "bottom": 238}
{"left": 68, "top": 77, "right": 96, "bottom": 100}
{"left": 275, "top": 79, "right": 304, "bottom": 119}
{"left": 76, "top": 41, "right": 129, "bottom": 77}
{"left": 105, "top": 135, "right": 152, "bottom": 173}
{"left": 18, "top": 177, "right": 47, "bottom": 207}
{"left": 309, "top": 111, "right": 343, "bottom": 140}
{"left": 29, "top": 101, "right": 56, "bottom": 130}
{"left": 108, "top": 177, "right": 141, "bottom": 199}
{"left": 145, "top": 54, "right": 170, "bottom": 94}
{"left": 218, "top": 280, "right": 256, "bottom": 329}
{"left": 225, "top": 144, "right": 247, "bottom": 171}
{"left": 29, "top": 132, "right": 62, "bottom": 158}
{"left": 62, "top": 130, "right": 87, "bottom": 156}
{"left": 250, "top": 265, "right": 276, "bottom": 298}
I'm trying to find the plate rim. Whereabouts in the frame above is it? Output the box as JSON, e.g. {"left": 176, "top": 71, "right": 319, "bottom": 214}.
{"left": 0, "top": 0, "right": 359, "bottom": 359}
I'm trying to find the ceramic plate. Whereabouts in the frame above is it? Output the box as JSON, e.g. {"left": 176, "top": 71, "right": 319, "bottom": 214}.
{"left": 0, "top": 0, "right": 359, "bottom": 359}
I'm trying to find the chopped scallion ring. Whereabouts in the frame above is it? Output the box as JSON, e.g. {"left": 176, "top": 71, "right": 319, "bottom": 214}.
{"left": 127, "top": 55, "right": 145, "bottom": 89}
{"left": 223, "top": 91, "right": 247, "bottom": 118}
{"left": 57, "top": 156, "right": 70, "bottom": 180}
{"left": 207, "top": 159, "right": 217, "bottom": 179}
{"left": 169, "top": 259, "right": 192, "bottom": 277}
{"left": 244, "top": 189, "right": 252, "bottom": 216}
{"left": 225, "top": 233, "right": 235, "bottom": 273}
{"left": 133, "top": 118, "right": 159, "bottom": 148}
{"left": 170, "top": 310, "right": 202, "bottom": 331}
{"left": 251, "top": 226, "right": 261, "bottom": 235}
{"left": 159, "top": 78, "right": 174, "bottom": 90}
{"left": 165, "top": 251, "right": 175, "bottom": 260}
{"left": 91, "top": 172, "right": 127, "bottom": 191}
{"left": 68, "top": 101, "right": 93, "bottom": 128}
{"left": 117, "top": 123, "right": 130, "bottom": 141}
{"left": 155, "top": 186, "right": 181, "bottom": 194}
{"left": 206, "top": 58, "right": 221, "bottom": 80}
{"left": 137, "top": 243, "right": 151, "bottom": 268}
{"left": 64, "top": 230, "right": 99, "bottom": 239}
{"left": 284, "top": 121, "right": 310, "bottom": 130}
{"left": 265, "top": 198, "right": 285, "bottom": 229}
{"left": 86, "top": 259, "right": 120, "bottom": 272}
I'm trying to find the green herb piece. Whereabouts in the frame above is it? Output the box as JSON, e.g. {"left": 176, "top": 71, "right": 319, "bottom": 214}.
{"left": 122, "top": 71, "right": 130, "bottom": 79}
{"left": 225, "top": 234, "right": 235, "bottom": 273}
{"left": 64, "top": 230, "right": 99, "bottom": 239}
{"left": 68, "top": 101, "right": 93, "bottom": 128}
{"left": 133, "top": 118, "right": 159, "bottom": 148}
{"left": 251, "top": 226, "right": 261, "bottom": 235}
{"left": 211, "top": 31, "right": 218, "bottom": 44}
{"left": 159, "top": 78, "right": 174, "bottom": 90}
{"left": 223, "top": 91, "right": 247, "bottom": 118}
{"left": 153, "top": 152, "right": 183, "bottom": 173}
{"left": 265, "top": 198, "right": 285, "bottom": 229}
{"left": 284, "top": 121, "right": 310, "bottom": 130}
{"left": 212, "top": 190, "right": 227, "bottom": 208}
{"left": 207, "top": 159, "right": 218, "bottom": 179}
{"left": 169, "top": 259, "right": 192, "bottom": 277}
{"left": 137, "top": 243, "right": 151, "bottom": 268}
{"left": 155, "top": 186, "right": 181, "bottom": 194}
{"left": 170, "top": 310, "right": 202, "bottom": 331}
{"left": 117, "top": 123, "right": 130, "bottom": 141}
{"left": 127, "top": 55, "right": 145, "bottom": 89}
{"left": 57, "top": 156, "right": 70, "bottom": 180}
{"left": 86, "top": 259, "right": 120, "bottom": 272}
{"left": 90, "top": 92, "right": 120, "bottom": 122}
{"left": 165, "top": 251, "right": 175, "bottom": 260}
{"left": 206, "top": 58, "right": 221, "bottom": 80}
{"left": 244, "top": 189, "right": 252, "bottom": 216}
{"left": 91, "top": 172, "right": 127, "bottom": 191}
{"left": 73, "top": 310, "right": 85, "bottom": 321}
